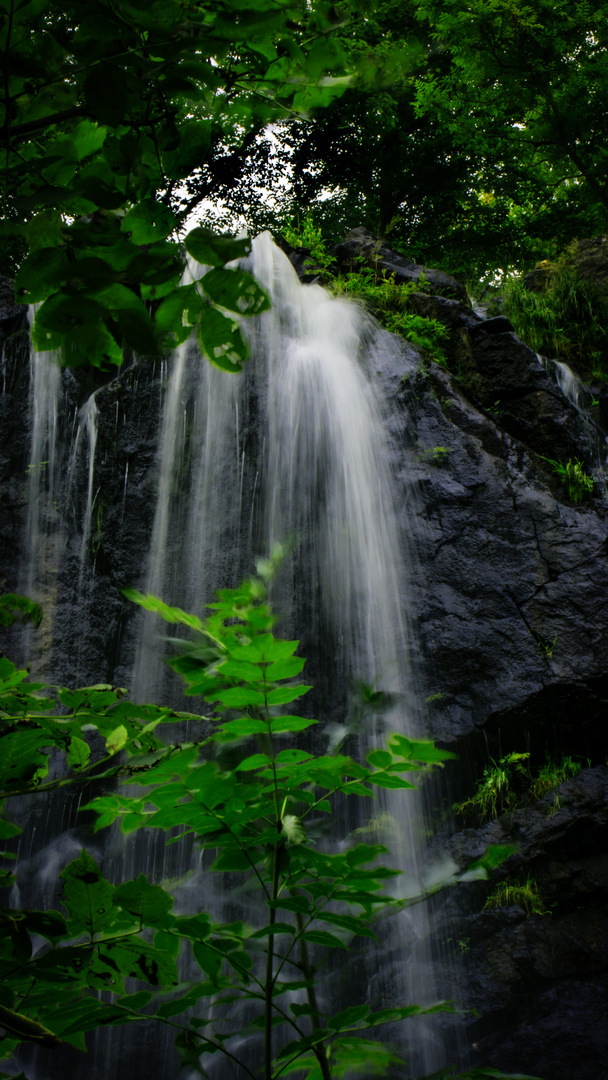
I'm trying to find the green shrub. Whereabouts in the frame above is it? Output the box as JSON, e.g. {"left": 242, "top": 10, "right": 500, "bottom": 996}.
{"left": 280, "top": 220, "right": 449, "bottom": 365}
{"left": 502, "top": 264, "right": 608, "bottom": 382}
{"left": 330, "top": 264, "right": 449, "bottom": 365}
{"left": 453, "top": 753, "right": 531, "bottom": 825}
{"left": 280, "top": 214, "right": 336, "bottom": 275}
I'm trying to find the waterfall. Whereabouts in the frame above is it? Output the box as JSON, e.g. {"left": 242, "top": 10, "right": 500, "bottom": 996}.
{"left": 71, "top": 394, "right": 99, "bottom": 588}
{"left": 537, "top": 353, "right": 608, "bottom": 491}
{"left": 20, "top": 321, "right": 63, "bottom": 674}
{"left": 13, "top": 235, "right": 445, "bottom": 1079}
{"left": 129, "top": 233, "right": 441, "bottom": 1074}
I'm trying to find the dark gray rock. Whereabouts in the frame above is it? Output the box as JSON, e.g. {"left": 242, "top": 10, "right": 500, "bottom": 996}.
{"left": 333, "top": 226, "right": 469, "bottom": 302}
{"left": 431, "top": 768, "right": 608, "bottom": 1079}
{"left": 389, "top": 351, "right": 608, "bottom": 756}
{"left": 406, "top": 290, "right": 599, "bottom": 466}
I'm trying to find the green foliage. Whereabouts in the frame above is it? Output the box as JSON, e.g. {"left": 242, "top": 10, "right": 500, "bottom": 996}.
{"left": 453, "top": 753, "right": 532, "bottom": 825}
{"left": 454, "top": 751, "right": 584, "bottom": 825}
{"left": 502, "top": 267, "right": 608, "bottom": 382}
{"left": 484, "top": 877, "right": 549, "bottom": 918}
{"left": 218, "top": 0, "right": 608, "bottom": 283}
{"left": 542, "top": 457, "right": 594, "bottom": 503}
{"left": 414, "top": 0, "right": 608, "bottom": 274}
{"left": 281, "top": 215, "right": 337, "bottom": 275}
{"left": 531, "top": 756, "right": 581, "bottom": 801}
{"left": 0, "top": 593, "right": 43, "bottom": 628}
{"left": 419, "top": 446, "right": 451, "bottom": 463}
{"left": 0, "top": 574, "right": 522, "bottom": 1080}
{"left": 2, "top": 0, "right": 361, "bottom": 368}
{"left": 329, "top": 262, "right": 449, "bottom": 364}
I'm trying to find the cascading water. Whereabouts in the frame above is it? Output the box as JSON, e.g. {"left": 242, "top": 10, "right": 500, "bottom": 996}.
{"left": 13, "top": 235, "right": 447, "bottom": 1079}
{"left": 130, "top": 233, "right": 441, "bottom": 1074}
{"left": 538, "top": 352, "right": 608, "bottom": 491}
{"left": 20, "top": 323, "right": 63, "bottom": 673}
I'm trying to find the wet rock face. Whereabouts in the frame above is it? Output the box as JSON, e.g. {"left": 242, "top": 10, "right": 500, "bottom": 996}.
{"left": 432, "top": 768, "right": 608, "bottom": 1080}
{"left": 383, "top": 331, "right": 608, "bottom": 759}
{"left": 406, "top": 290, "right": 599, "bottom": 466}
{"left": 372, "top": 281, "right": 607, "bottom": 1079}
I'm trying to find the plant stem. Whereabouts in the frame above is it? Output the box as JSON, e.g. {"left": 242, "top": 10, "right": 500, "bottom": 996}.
{"left": 296, "top": 910, "right": 331, "bottom": 1080}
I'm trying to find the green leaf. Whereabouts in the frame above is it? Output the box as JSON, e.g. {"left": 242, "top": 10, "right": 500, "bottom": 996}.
{"left": 327, "top": 1004, "right": 370, "bottom": 1030}
{"left": 465, "top": 844, "right": 517, "bottom": 875}
{"left": 25, "top": 211, "right": 64, "bottom": 253}
{"left": 60, "top": 851, "right": 116, "bottom": 936}
{"left": 14, "top": 247, "right": 70, "bottom": 304}
{"left": 116, "top": 991, "right": 152, "bottom": 1011}
{"left": 301, "top": 930, "right": 348, "bottom": 949}
{"left": 121, "top": 199, "right": 175, "bottom": 244}
{"left": 389, "top": 734, "right": 457, "bottom": 763}
{"left": 235, "top": 753, "right": 271, "bottom": 771}
{"left": 67, "top": 736, "right": 90, "bottom": 770}
{"left": 275, "top": 749, "right": 312, "bottom": 765}
{"left": 211, "top": 849, "right": 255, "bottom": 872}
{"left": 0, "top": 819, "right": 21, "bottom": 840}
{"left": 184, "top": 227, "right": 251, "bottom": 267}
{"left": 192, "top": 941, "right": 222, "bottom": 984}
{"left": 201, "top": 268, "right": 270, "bottom": 316}
{"left": 368, "top": 772, "right": 416, "bottom": 790}
{"left": 209, "top": 687, "right": 265, "bottom": 708}
{"left": 196, "top": 307, "right": 249, "bottom": 373}
{"left": 265, "top": 685, "right": 311, "bottom": 706}
{"left": 123, "top": 590, "right": 203, "bottom": 632}
{"left": 266, "top": 656, "right": 306, "bottom": 680}
{"left": 367, "top": 750, "right": 392, "bottom": 769}
{"left": 0, "top": 594, "right": 43, "bottom": 629}
{"left": 251, "top": 922, "right": 295, "bottom": 938}
{"left": 106, "top": 725, "right": 128, "bottom": 755}
{"left": 219, "top": 660, "right": 263, "bottom": 681}
{"left": 270, "top": 715, "right": 316, "bottom": 733}
{"left": 97, "top": 938, "right": 178, "bottom": 987}
{"left": 113, "top": 874, "right": 173, "bottom": 925}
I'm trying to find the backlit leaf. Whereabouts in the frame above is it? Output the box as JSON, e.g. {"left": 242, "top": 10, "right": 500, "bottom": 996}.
{"left": 106, "top": 724, "right": 128, "bottom": 755}
{"left": 201, "top": 268, "right": 270, "bottom": 316}
{"left": 196, "top": 307, "right": 249, "bottom": 373}
{"left": 113, "top": 874, "right": 173, "bottom": 925}
{"left": 121, "top": 199, "right": 175, "bottom": 244}
{"left": 265, "top": 685, "right": 311, "bottom": 706}
{"left": 184, "top": 227, "right": 251, "bottom": 267}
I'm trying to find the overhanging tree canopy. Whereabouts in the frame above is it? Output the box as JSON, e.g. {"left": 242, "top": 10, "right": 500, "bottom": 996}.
{"left": 1, "top": 0, "right": 362, "bottom": 368}
{"left": 211, "top": 0, "right": 608, "bottom": 281}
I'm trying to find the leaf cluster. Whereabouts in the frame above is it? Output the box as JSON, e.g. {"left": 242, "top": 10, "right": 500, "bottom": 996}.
{"left": 0, "top": 571, "right": 523, "bottom": 1079}
{"left": 2, "top": 0, "right": 363, "bottom": 367}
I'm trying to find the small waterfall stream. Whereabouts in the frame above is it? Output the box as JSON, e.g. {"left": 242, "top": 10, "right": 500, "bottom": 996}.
{"left": 14, "top": 234, "right": 445, "bottom": 1078}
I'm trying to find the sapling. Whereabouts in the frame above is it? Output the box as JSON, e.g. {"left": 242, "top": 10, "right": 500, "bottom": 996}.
{"left": 0, "top": 579, "right": 526, "bottom": 1079}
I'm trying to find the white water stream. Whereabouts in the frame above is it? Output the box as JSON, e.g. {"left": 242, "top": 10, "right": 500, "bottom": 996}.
{"left": 17, "top": 236, "right": 444, "bottom": 1078}
{"left": 130, "top": 233, "right": 440, "bottom": 1074}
